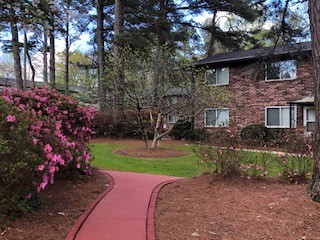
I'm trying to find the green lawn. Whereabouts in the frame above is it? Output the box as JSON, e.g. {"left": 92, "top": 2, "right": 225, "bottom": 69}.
{"left": 90, "top": 143, "right": 205, "bottom": 177}
{"left": 90, "top": 143, "right": 313, "bottom": 178}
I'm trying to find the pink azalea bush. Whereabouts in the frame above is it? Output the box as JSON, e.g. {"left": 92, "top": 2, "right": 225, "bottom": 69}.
{"left": 0, "top": 87, "right": 96, "bottom": 214}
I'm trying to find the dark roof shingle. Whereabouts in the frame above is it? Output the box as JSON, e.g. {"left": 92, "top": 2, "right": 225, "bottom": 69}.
{"left": 196, "top": 42, "right": 311, "bottom": 67}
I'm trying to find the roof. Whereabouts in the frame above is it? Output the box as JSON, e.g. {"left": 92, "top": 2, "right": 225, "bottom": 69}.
{"left": 0, "top": 77, "right": 85, "bottom": 93}
{"left": 196, "top": 41, "right": 311, "bottom": 67}
{"left": 289, "top": 91, "right": 314, "bottom": 105}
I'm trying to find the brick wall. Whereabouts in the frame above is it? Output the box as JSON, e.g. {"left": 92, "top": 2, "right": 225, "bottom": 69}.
{"left": 195, "top": 57, "right": 313, "bottom": 131}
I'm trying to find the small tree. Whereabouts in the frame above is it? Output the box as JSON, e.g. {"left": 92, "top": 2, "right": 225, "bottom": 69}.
{"left": 108, "top": 46, "right": 227, "bottom": 148}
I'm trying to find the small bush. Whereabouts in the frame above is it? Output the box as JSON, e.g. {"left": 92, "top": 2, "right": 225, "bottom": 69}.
{"left": 185, "top": 128, "right": 210, "bottom": 142}
{"left": 168, "top": 120, "right": 191, "bottom": 140}
{"left": 240, "top": 124, "right": 271, "bottom": 146}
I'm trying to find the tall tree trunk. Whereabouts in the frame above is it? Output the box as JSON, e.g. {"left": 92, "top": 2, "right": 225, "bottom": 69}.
{"left": 23, "top": 25, "right": 27, "bottom": 89}
{"left": 43, "top": 23, "right": 48, "bottom": 83}
{"left": 9, "top": 6, "right": 23, "bottom": 90}
{"left": 113, "top": 0, "right": 125, "bottom": 120}
{"left": 207, "top": 11, "right": 217, "bottom": 57}
{"left": 49, "top": 6, "right": 56, "bottom": 88}
{"left": 308, "top": 0, "right": 320, "bottom": 202}
{"left": 96, "top": 0, "right": 107, "bottom": 112}
{"left": 26, "top": 50, "right": 35, "bottom": 88}
{"left": 65, "top": 5, "right": 70, "bottom": 95}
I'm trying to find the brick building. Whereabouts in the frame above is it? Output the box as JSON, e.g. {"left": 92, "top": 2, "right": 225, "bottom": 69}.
{"left": 195, "top": 42, "right": 314, "bottom": 134}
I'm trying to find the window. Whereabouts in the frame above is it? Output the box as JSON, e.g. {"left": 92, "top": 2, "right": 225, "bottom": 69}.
{"left": 265, "top": 106, "right": 296, "bottom": 128}
{"left": 266, "top": 60, "right": 296, "bottom": 80}
{"left": 167, "top": 113, "right": 177, "bottom": 123}
{"left": 205, "top": 67, "right": 229, "bottom": 86}
{"left": 303, "top": 106, "right": 315, "bottom": 133}
{"left": 205, "top": 108, "right": 229, "bottom": 127}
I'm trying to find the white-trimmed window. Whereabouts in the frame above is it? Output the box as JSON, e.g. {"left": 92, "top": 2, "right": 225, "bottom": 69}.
{"left": 265, "top": 106, "right": 296, "bottom": 128}
{"left": 167, "top": 113, "right": 177, "bottom": 123}
{"left": 205, "top": 67, "right": 229, "bottom": 86}
{"left": 303, "top": 106, "right": 315, "bottom": 133}
{"left": 205, "top": 108, "right": 229, "bottom": 127}
{"left": 266, "top": 60, "right": 297, "bottom": 81}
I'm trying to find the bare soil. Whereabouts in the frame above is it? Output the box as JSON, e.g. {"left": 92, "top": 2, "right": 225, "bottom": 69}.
{"left": 1, "top": 170, "right": 108, "bottom": 240}
{"left": 155, "top": 174, "right": 320, "bottom": 240}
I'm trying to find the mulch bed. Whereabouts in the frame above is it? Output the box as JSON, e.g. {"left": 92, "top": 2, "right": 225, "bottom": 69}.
{"left": 1, "top": 170, "right": 108, "bottom": 240}
{"left": 155, "top": 174, "right": 320, "bottom": 240}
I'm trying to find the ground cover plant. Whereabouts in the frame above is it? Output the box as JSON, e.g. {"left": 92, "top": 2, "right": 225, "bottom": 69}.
{"left": 0, "top": 87, "right": 96, "bottom": 223}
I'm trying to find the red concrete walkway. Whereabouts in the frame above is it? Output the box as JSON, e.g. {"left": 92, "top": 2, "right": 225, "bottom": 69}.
{"left": 66, "top": 170, "right": 181, "bottom": 240}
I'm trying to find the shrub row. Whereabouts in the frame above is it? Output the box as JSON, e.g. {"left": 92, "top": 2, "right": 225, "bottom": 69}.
{"left": 194, "top": 127, "right": 313, "bottom": 183}
{"left": 93, "top": 110, "right": 157, "bottom": 139}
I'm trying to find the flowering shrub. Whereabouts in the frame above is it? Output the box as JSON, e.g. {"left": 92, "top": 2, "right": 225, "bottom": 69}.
{"left": 274, "top": 129, "right": 313, "bottom": 183}
{"left": 195, "top": 126, "right": 313, "bottom": 182}
{"left": 0, "top": 87, "right": 96, "bottom": 215}
{"left": 194, "top": 127, "right": 245, "bottom": 178}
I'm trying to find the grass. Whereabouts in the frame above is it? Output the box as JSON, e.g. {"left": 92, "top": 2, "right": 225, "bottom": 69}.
{"left": 90, "top": 143, "right": 205, "bottom": 177}
{"left": 90, "top": 142, "right": 313, "bottom": 178}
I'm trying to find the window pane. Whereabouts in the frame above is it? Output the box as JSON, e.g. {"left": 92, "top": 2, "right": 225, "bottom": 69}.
{"left": 217, "top": 68, "right": 229, "bottom": 85}
{"left": 206, "top": 110, "right": 216, "bottom": 126}
{"left": 280, "top": 107, "right": 290, "bottom": 127}
{"left": 205, "top": 69, "right": 216, "bottom": 85}
{"left": 280, "top": 60, "right": 296, "bottom": 79}
{"left": 217, "top": 109, "right": 229, "bottom": 126}
{"left": 307, "top": 109, "right": 315, "bottom": 121}
{"left": 267, "top": 108, "right": 280, "bottom": 126}
{"left": 168, "top": 114, "right": 176, "bottom": 123}
{"left": 267, "top": 62, "right": 280, "bottom": 80}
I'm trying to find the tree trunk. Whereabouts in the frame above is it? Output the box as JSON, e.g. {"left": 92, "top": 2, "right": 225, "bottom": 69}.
{"left": 113, "top": 0, "right": 125, "bottom": 120}
{"left": 65, "top": 5, "right": 70, "bottom": 95}
{"left": 96, "top": 0, "right": 107, "bottom": 112}
{"left": 43, "top": 23, "right": 48, "bottom": 83}
{"left": 9, "top": 6, "right": 23, "bottom": 90}
{"left": 151, "top": 113, "right": 162, "bottom": 148}
{"left": 23, "top": 25, "right": 27, "bottom": 89}
{"left": 26, "top": 50, "right": 35, "bottom": 88}
{"left": 49, "top": 5, "right": 56, "bottom": 88}
{"left": 207, "top": 11, "right": 217, "bottom": 57}
{"left": 308, "top": 0, "right": 320, "bottom": 202}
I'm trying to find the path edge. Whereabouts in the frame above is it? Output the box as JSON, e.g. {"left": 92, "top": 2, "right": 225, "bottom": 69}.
{"left": 65, "top": 170, "right": 114, "bottom": 240}
{"left": 146, "top": 178, "right": 181, "bottom": 240}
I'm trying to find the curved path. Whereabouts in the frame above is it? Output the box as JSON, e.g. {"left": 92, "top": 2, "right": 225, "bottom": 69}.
{"left": 66, "top": 170, "right": 182, "bottom": 240}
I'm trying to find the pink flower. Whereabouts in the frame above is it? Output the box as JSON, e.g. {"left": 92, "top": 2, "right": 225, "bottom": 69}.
{"left": 44, "top": 144, "right": 52, "bottom": 153}
{"left": 33, "top": 138, "right": 38, "bottom": 145}
{"left": 26, "top": 193, "right": 32, "bottom": 199}
{"left": 6, "top": 115, "right": 16, "bottom": 122}
{"left": 76, "top": 163, "right": 81, "bottom": 168}
{"left": 38, "top": 164, "right": 45, "bottom": 171}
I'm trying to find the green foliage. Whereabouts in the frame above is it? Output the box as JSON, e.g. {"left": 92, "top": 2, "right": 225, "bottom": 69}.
{"left": 185, "top": 128, "right": 210, "bottom": 142}
{"left": 240, "top": 124, "right": 271, "bottom": 146}
{"left": 168, "top": 120, "right": 192, "bottom": 140}
{"left": 194, "top": 126, "right": 313, "bottom": 182}
{"left": 93, "top": 110, "right": 156, "bottom": 139}
{"left": 0, "top": 99, "right": 43, "bottom": 216}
